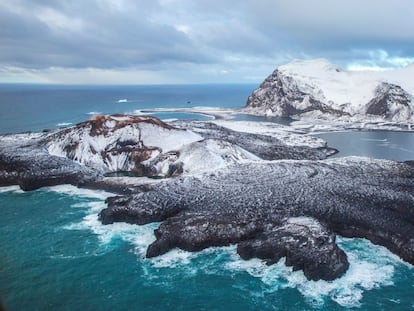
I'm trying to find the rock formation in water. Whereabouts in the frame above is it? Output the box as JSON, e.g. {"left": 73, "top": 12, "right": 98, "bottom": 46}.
{"left": 245, "top": 59, "right": 414, "bottom": 122}
{"left": 100, "top": 157, "right": 414, "bottom": 280}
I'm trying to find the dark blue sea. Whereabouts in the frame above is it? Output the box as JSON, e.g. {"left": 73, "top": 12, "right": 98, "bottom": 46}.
{"left": 0, "top": 84, "right": 254, "bottom": 134}
{"left": 1, "top": 84, "right": 414, "bottom": 310}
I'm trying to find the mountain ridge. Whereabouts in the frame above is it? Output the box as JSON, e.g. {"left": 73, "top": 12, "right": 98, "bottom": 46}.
{"left": 245, "top": 59, "right": 414, "bottom": 122}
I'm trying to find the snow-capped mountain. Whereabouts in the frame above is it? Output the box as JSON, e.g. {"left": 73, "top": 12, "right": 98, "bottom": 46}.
{"left": 245, "top": 59, "right": 414, "bottom": 122}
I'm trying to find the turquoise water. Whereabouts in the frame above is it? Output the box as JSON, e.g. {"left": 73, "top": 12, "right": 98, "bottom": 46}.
{"left": 1, "top": 84, "right": 414, "bottom": 310}
{"left": 1, "top": 186, "right": 413, "bottom": 310}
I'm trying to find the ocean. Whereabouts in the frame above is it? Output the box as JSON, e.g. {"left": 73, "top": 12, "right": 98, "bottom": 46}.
{"left": 1, "top": 84, "right": 414, "bottom": 310}
{"left": 0, "top": 84, "right": 254, "bottom": 134}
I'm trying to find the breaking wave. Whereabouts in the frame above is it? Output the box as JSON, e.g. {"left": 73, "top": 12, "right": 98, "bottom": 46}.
{"left": 53, "top": 185, "right": 410, "bottom": 309}
{"left": 65, "top": 200, "right": 404, "bottom": 309}
{"left": 0, "top": 185, "right": 23, "bottom": 193}
{"left": 224, "top": 237, "right": 400, "bottom": 308}
{"left": 45, "top": 184, "right": 113, "bottom": 200}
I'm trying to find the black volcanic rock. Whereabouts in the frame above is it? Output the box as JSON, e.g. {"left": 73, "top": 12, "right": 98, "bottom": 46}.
{"left": 0, "top": 136, "right": 99, "bottom": 191}
{"left": 99, "top": 157, "right": 414, "bottom": 280}
{"left": 237, "top": 217, "right": 349, "bottom": 281}
{"left": 145, "top": 213, "right": 349, "bottom": 281}
{"left": 245, "top": 69, "right": 347, "bottom": 117}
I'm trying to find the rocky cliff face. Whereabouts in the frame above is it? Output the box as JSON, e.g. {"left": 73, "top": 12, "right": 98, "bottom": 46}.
{"left": 0, "top": 134, "right": 98, "bottom": 191}
{"left": 366, "top": 83, "right": 412, "bottom": 120}
{"left": 245, "top": 59, "right": 414, "bottom": 122}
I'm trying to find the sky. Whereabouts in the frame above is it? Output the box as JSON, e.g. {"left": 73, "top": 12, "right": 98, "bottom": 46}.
{"left": 1, "top": 0, "right": 414, "bottom": 84}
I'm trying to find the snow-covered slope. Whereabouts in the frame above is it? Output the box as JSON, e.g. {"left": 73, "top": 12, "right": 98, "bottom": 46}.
{"left": 173, "top": 139, "right": 260, "bottom": 176}
{"left": 46, "top": 115, "right": 203, "bottom": 174}
{"left": 246, "top": 59, "right": 414, "bottom": 122}
{"left": 44, "top": 115, "right": 266, "bottom": 177}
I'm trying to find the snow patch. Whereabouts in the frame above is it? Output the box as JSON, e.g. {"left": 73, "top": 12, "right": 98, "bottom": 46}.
{"left": 213, "top": 120, "right": 326, "bottom": 148}
{"left": 174, "top": 139, "right": 261, "bottom": 175}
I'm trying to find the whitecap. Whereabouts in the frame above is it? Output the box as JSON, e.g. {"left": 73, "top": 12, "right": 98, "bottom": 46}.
{"left": 64, "top": 198, "right": 158, "bottom": 250}
{"left": 57, "top": 122, "right": 73, "bottom": 127}
{"left": 132, "top": 110, "right": 150, "bottom": 115}
{"left": 64, "top": 198, "right": 209, "bottom": 270}
{"left": 86, "top": 111, "right": 101, "bottom": 115}
{"left": 0, "top": 185, "right": 21, "bottom": 193}
{"left": 44, "top": 184, "right": 114, "bottom": 200}
{"left": 117, "top": 99, "right": 128, "bottom": 103}
{"left": 148, "top": 249, "right": 197, "bottom": 268}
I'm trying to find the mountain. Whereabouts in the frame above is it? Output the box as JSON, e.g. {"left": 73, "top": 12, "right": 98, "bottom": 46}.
{"left": 46, "top": 115, "right": 203, "bottom": 176}
{"left": 245, "top": 59, "right": 414, "bottom": 122}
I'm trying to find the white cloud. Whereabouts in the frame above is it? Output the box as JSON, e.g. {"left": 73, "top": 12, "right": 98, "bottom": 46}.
{"left": 347, "top": 49, "right": 414, "bottom": 71}
{"left": 36, "top": 8, "right": 83, "bottom": 32}
{"left": 175, "top": 24, "right": 191, "bottom": 34}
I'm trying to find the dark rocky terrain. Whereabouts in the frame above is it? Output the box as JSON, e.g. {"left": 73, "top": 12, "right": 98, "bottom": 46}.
{"left": 99, "top": 157, "right": 414, "bottom": 280}
{"left": 172, "top": 121, "right": 334, "bottom": 160}
{"left": 245, "top": 68, "right": 348, "bottom": 117}
{"left": 0, "top": 134, "right": 98, "bottom": 191}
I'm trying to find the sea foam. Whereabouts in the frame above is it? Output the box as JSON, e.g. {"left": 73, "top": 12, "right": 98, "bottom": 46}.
{"left": 45, "top": 184, "right": 114, "bottom": 200}
{"left": 224, "top": 237, "right": 401, "bottom": 308}
{"left": 0, "top": 185, "right": 22, "bottom": 193}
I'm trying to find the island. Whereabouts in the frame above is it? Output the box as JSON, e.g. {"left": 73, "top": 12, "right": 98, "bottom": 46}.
{"left": 1, "top": 60, "right": 414, "bottom": 281}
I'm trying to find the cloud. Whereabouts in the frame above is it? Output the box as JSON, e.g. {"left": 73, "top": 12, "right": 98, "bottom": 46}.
{"left": 0, "top": 0, "right": 414, "bottom": 83}
{"left": 0, "top": 0, "right": 212, "bottom": 69}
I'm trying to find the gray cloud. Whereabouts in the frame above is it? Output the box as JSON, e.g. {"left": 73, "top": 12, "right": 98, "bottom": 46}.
{"left": 0, "top": 0, "right": 213, "bottom": 69}
{"left": 0, "top": 0, "right": 413, "bottom": 83}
